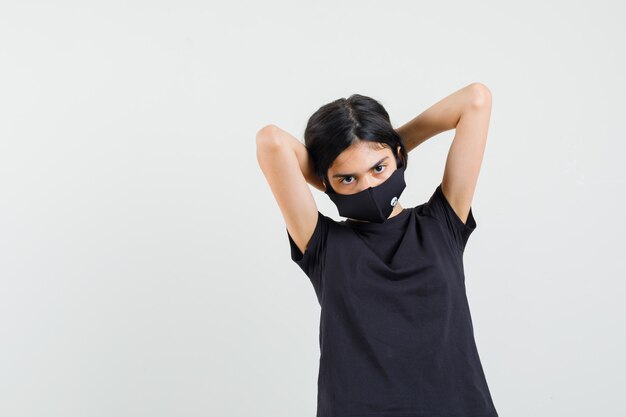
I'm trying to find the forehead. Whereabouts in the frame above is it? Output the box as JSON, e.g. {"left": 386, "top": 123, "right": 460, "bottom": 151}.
{"left": 329, "top": 141, "right": 391, "bottom": 173}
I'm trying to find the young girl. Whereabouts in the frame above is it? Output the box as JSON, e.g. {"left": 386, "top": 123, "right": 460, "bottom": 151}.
{"left": 256, "top": 83, "right": 497, "bottom": 417}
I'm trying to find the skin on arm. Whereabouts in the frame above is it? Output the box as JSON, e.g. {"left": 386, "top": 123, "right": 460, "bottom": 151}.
{"left": 256, "top": 125, "right": 322, "bottom": 256}
{"left": 395, "top": 82, "right": 492, "bottom": 224}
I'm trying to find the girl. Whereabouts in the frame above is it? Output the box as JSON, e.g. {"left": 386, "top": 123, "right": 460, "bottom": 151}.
{"left": 256, "top": 83, "right": 497, "bottom": 417}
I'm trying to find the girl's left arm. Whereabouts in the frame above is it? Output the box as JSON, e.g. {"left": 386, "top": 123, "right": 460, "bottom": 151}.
{"left": 395, "top": 82, "right": 492, "bottom": 224}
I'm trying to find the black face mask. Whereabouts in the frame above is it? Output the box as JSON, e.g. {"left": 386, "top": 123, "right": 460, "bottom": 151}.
{"left": 324, "top": 160, "right": 407, "bottom": 223}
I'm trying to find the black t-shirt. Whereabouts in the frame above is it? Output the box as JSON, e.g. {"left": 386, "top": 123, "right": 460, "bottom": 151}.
{"left": 286, "top": 182, "right": 499, "bottom": 417}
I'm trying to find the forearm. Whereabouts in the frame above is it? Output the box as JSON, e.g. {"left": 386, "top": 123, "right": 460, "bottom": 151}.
{"left": 395, "top": 83, "right": 487, "bottom": 153}
{"left": 256, "top": 125, "right": 325, "bottom": 192}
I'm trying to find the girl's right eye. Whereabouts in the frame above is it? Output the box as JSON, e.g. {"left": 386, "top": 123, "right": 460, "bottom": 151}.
{"left": 341, "top": 176, "right": 354, "bottom": 185}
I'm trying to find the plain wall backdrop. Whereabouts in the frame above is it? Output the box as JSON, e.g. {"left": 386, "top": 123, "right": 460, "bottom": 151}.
{"left": 1, "top": 1, "right": 625, "bottom": 416}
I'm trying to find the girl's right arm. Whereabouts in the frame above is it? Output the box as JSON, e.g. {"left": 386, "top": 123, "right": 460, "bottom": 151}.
{"left": 256, "top": 124, "right": 322, "bottom": 256}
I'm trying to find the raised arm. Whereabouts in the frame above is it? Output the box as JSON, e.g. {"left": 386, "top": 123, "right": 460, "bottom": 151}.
{"left": 256, "top": 125, "right": 323, "bottom": 256}
{"left": 395, "top": 82, "right": 492, "bottom": 224}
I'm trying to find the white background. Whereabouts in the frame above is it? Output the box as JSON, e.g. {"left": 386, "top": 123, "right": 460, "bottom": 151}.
{"left": 1, "top": 1, "right": 625, "bottom": 416}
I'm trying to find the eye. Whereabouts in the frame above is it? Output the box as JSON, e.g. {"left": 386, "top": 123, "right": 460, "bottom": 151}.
{"left": 340, "top": 165, "right": 386, "bottom": 185}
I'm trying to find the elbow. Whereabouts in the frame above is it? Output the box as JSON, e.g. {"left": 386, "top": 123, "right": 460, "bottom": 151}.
{"left": 468, "top": 82, "right": 492, "bottom": 108}
{"left": 256, "top": 124, "right": 281, "bottom": 148}
{"left": 256, "top": 125, "right": 287, "bottom": 168}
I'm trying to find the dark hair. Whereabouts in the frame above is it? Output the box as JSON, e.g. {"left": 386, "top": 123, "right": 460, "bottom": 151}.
{"left": 304, "top": 94, "right": 408, "bottom": 192}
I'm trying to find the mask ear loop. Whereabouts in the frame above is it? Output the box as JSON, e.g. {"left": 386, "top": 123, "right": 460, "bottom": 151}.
{"left": 323, "top": 174, "right": 335, "bottom": 194}
{"left": 396, "top": 155, "right": 405, "bottom": 170}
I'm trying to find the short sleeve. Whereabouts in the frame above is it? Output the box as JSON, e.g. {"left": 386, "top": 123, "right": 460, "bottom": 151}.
{"left": 423, "top": 183, "right": 477, "bottom": 252}
{"left": 286, "top": 210, "right": 330, "bottom": 291}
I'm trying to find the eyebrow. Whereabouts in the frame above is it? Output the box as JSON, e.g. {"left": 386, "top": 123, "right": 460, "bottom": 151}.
{"left": 332, "top": 156, "right": 390, "bottom": 178}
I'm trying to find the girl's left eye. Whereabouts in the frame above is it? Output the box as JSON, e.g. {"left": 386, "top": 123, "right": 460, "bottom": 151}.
{"left": 375, "top": 165, "right": 386, "bottom": 173}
